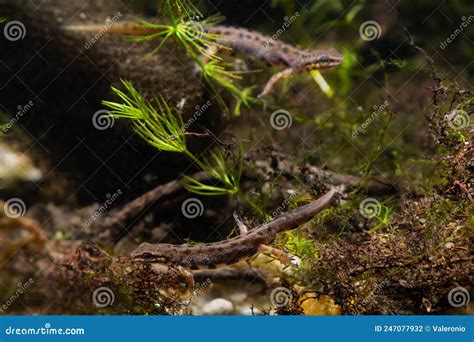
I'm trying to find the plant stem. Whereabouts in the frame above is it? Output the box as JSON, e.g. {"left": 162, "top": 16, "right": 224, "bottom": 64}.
{"left": 184, "top": 148, "right": 207, "bottom": 171}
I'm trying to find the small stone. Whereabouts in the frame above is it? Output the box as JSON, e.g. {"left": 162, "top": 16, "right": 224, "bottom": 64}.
{"left": 298, "top": 293, "right": 341, "bottom": 315}
{"left": 399, "top": 279, "right": 409, "bottom": 287}
{"left": 228, "top": 292, "right": 247, "bottom": 303}
{"left": 289, "top": 255, "right": 301, "bottom": 267}
{"left": 0, "top": 143, "right": 42, "bottom": 183}
{"left": 202, "top": 298, "right": 234, "bottom": 315}
{"left": 445, "top": 242, "right": 454, "bottom": 249}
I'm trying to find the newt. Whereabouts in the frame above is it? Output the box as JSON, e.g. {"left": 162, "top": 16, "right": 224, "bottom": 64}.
{"left": 63, "top": 22, "right": 343, "bottom": 97}
{"left": 131, "top": 187, "right": 339, "bottom": 269}
{"left": 205, "top": 25, "right": 343, "bottom": 97}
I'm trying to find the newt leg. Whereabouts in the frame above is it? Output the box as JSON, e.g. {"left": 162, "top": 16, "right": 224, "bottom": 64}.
{"left": 233, "top": 212, "right": 248, "bottom": 235}
{"left": 257, "top": 67, "right": 296, "bottom": 98}
{"left": 177, "top": 266, "right": 195, "bottom": 291}
{"left": 258, "top": 244, "right": 299, "bottom": 266}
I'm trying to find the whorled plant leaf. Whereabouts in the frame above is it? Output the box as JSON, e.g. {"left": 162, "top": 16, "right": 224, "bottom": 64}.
{"left": 102, "top": 79, "right": 187, "bottom": 153}
{"left": 182, "top": 145, "right": 243, "bottom": 196}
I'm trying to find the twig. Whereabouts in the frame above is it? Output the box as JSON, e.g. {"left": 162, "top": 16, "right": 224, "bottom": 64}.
{"left": 0, "top": 217, "right": 46, "bottom": 248}
{"left": 0, "top": 217, "right": 46, "bottom": 264}
{"left": 96, "top": 172, "right": 209, "bottom": 237}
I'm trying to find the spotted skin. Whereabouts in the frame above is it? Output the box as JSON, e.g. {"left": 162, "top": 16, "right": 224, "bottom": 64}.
{"left": 206, "top": 25, "right": 342, "bottom": 70}
{"left": 205, "top": 25, "right": 343, "bottom": 96}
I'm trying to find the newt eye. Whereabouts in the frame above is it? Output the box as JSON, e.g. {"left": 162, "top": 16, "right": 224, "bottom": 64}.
{"left": 140, "top": 252, "right": 154, "bottom": 260}
{"left": 319, "top": 55, "right": 330, "bottom": 64}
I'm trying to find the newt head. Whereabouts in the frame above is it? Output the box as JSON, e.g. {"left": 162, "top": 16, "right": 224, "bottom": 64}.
{"left": 131, "top": 242, "right": 169, "bottom": 263}
{"left": 298, "top": 48, "right": 344, "bottom": 70}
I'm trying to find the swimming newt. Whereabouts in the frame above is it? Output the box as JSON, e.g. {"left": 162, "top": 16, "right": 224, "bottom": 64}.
{"left": 64, "top": 22, "right": 343, "bottom": 97}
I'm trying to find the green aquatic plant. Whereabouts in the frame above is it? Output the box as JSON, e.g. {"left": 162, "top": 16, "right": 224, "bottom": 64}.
{"left": 181, "top": 144, "right": 263, "bottom": 215}
{"left": 104, "top": 79, "right": 208, "bottom": 169}
{"left": 161, "top": 0, "right": 203, "bottom": 20}
{"left": 233, "top": 86, "right": 256, "bottom": 116}
{"left": 368, "top": 204, "right": 393, "bottom": 233}
{"left": 281, "top": 231, "right": 317, "bottom": 260}
{"left": 103, "top": 79, "right": 187, "bottom": 153}
{"left": 121, "top": 1, "right": 261, "bottom": 114}
{"left": 131, "top": 15, "right": 222, "bottom": 58}
{"left": 182, "top": 147, "right": 242, "bottom": 196}
{"left": 103, "top": 80, "right": 263, "bottom": 214}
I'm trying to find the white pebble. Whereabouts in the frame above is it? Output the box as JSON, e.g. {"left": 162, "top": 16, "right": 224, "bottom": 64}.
{"left": 202, "top": 298, "right": 234, "bottom": 315}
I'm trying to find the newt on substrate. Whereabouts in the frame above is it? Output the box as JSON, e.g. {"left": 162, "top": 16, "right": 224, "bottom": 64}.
{"left": 64, "top": 22, "right": 343, "bottom": 97}
{"left": 131, "top": 188, "right": 338, "bottom": 269}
